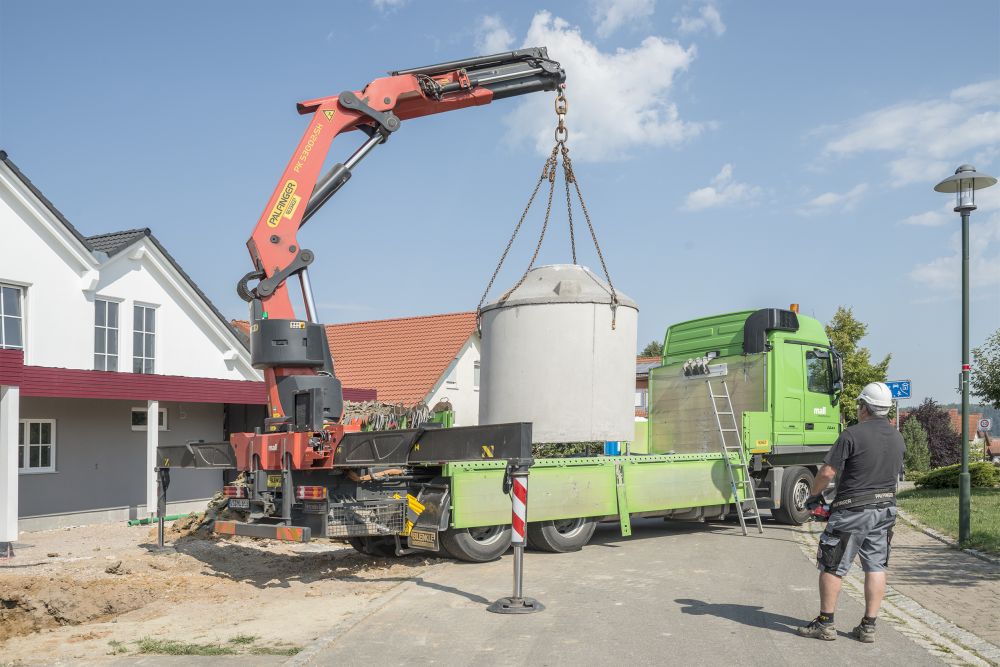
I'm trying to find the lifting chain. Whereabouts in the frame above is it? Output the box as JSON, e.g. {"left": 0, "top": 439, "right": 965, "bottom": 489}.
{"left": 477, "top": 89, "right": 619, "bottom": 332}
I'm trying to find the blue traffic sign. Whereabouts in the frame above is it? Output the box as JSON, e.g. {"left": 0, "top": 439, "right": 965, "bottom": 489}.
{"left": 886, "top": 380, "right": 912, "bottom": 399}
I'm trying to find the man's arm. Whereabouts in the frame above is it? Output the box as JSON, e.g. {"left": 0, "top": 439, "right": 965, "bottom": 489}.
{"left": 810, "top": 464, "right": 837, "bottom": 496}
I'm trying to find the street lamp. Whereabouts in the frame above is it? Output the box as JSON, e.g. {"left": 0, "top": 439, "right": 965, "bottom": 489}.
{"left": 933, "top": 164, "right": 997, "bottom": 544}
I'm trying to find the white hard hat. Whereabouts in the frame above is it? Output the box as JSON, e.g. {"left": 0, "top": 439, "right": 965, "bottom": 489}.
{"left": 857, "top": 382, "right": 893, "bottom": 408}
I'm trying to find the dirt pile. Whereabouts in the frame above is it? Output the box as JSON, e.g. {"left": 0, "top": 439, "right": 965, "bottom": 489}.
{"left": 0, "top": 576, "right": 151, "bottom": 642}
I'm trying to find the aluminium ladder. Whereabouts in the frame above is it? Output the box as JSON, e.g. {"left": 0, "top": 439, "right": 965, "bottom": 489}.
{"left": 707, "top": 380, "right": 764, "bottom": 536}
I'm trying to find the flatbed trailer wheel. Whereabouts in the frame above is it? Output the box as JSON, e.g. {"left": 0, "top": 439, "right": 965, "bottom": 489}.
{"left": 771, "top": 466, "right": 814, "bottom": 525}
{"left": 526, "top": 517, "right": 597, "bottom": 552}
{"left": 440, "top": 525, "right": 511, "bottom": 562}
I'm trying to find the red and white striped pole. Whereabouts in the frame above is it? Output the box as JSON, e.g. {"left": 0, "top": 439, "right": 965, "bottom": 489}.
{"left": 489, "top": 462, "right": 544, "bottom": 614}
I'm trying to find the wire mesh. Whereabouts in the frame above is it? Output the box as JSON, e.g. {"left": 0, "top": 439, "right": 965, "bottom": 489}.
{"left": 327, "top": 500, "right": 405, "bottom": 537}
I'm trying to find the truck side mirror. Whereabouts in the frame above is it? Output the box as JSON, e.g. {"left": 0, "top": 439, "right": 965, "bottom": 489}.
{"left": 831, "top": 350, "right": 844, "bottom": 384}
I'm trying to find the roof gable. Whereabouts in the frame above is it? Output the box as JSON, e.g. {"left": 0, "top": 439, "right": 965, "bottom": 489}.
{"left": 1, "top": 149, "right": 252, "bottom": 371}
{"left": 326, "top": 312, "right": 477, "bottom": 405}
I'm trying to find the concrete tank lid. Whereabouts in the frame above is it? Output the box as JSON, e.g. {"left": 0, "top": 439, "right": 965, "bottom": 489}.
{"left": 480, "top": 264, "right": 638, "bottom": 312}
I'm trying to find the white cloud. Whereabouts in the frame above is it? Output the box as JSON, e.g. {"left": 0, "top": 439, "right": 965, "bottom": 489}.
{"left": 372, "top": 0, "right": 407, "bottom": 12}
{"left": 682, "top": 164, "right": 761, "bottom": 211}
{"left": 474, "top": 15, "right": 515, "bottom": 54}
{"left": 591, "top": 0, "right": 656, "bottom": 38}
{"left": 822, "top": 79, "right": 1000, "bottom": 187}
{"left": 797, "top": 183, "right": 868, "bottom": 215}
{"left": 902, "top": 209, "right": 951, "bottom": 227}
{"left": 675, "top": 3, "right": 725, "bottom": 36}
{"left": 505, "top": 11, "right": 706, "bottom": 162}
{"left": 909, "top": 187, "right": 1000, "bottom": 291}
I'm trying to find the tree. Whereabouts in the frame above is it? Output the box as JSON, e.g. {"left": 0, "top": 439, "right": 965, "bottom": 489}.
{"left": 902, "top": 398, "right": 961, "bottom": 468}
{"left": 641, "top": 340, "right": 663, "bottom": 357}
{"left": 825, "top": 306, "right": 891, "bottom": 425}
{"left": 901, "top": 417, "right": 930, "bottom": 474}
{"left": 972, "top": 328, "right": 1000, "bottom": 410}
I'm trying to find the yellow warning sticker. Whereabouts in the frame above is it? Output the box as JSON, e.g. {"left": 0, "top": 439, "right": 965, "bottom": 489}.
{"left": 481, "top": 445, "right": 495, "bottom": 458}
{"left": 289, "top": 321, "right": 306, "bottom": 329}
{"left": 323, "top": 109, "right": 335, "bottom": 121}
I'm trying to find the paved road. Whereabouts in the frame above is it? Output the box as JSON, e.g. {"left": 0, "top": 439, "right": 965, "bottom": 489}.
{"left": 301, "top": 518, "right": 944, "bottom": 666}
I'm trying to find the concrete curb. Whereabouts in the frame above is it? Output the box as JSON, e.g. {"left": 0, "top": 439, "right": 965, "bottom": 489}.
{"left": 798, "top": 522, "right": 1000, "bottom": 666}
{"left": 896, "top": 508, "right": 1000, "bottom": 566}
{"left": 283, "top": 560, "right": 452, "bottom": 666}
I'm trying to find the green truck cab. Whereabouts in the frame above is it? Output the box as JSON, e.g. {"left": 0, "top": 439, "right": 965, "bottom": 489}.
{"left": 650, "top": 307, "right": 844, "bottom": 523}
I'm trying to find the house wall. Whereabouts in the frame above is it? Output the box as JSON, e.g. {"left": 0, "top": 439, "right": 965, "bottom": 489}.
{"left": 17, "top": 397, "right": 223, "bottom": 529}
{"left": 96, "top": 252, "right": 252, "bottom": 379}
{"left": 425, "top": 335, "right": 480, "bottom": 426}
{"left": 0, "top": 175, "right": 96, "bottom": 368}
{"left": 0, "top": 163, "right": 255, "bottom": 381}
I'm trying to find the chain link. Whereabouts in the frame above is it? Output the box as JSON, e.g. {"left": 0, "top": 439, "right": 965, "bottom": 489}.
{"left": 478, "top": 89, "right": 619, "bottom": 331}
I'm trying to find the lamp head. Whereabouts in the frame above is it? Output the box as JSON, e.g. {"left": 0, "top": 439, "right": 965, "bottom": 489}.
{"left": 934, "top": 164, "right": 997, "bottom": 212}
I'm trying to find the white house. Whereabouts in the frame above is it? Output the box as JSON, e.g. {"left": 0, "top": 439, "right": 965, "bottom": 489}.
{"left": 0, "top": 150, "right": 268, "bottom": 543}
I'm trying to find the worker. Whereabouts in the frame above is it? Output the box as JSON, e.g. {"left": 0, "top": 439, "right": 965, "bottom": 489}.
{"left": 796, "top": 381, "right": 904, "bottom": 643}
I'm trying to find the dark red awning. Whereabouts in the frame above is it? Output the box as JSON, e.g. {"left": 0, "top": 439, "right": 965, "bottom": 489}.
{"left": 0, "top": 350, "right": 375, "bottom": 404}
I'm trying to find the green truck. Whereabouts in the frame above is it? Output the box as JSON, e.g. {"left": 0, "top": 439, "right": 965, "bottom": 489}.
{"left": 167, "top": 306, "right": 843, "bottom": 562}
{"left": 402, "top": 306, "right": 845, "bottom": 562}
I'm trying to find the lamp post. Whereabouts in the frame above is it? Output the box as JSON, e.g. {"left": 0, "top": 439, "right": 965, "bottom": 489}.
{"left": 933, "top": 164, "right": 997, "bottom": 544}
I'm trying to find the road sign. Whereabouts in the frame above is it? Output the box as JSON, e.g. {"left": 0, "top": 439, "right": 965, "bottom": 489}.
{"left": 885, "top": 380, "right": 912, "bottom": 399}
{"left": 980, "top": 418, "right": 993, "bottom": 431}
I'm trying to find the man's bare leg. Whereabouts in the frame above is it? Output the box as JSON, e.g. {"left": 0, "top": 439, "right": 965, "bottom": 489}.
{"left": 864, "top": 571, "right": 886, "bottom": 617}
{"left": 820, "top": 571, "right": 843, "bottom": 614}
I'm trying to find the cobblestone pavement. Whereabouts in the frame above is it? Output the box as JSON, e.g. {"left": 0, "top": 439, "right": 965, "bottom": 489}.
{"left": 801, "top": 519, "right": 1000, "bottom": 665}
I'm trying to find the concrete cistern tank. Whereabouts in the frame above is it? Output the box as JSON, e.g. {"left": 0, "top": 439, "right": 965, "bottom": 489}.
{"left": 478, "top": 264, "right": 638, "bottom": 444}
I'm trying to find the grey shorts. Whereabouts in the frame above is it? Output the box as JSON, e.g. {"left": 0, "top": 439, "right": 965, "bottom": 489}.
{"left": 816, "top": 505, "right": 897, "bottom": 576}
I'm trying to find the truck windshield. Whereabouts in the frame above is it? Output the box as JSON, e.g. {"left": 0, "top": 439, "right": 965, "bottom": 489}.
{"left": 806, "top": 350, "right": 833, "bottom": 393}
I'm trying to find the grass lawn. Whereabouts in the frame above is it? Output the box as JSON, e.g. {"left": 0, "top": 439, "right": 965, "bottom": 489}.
{"left": 897, "top": 487, "right": 1000, "bottom": 555}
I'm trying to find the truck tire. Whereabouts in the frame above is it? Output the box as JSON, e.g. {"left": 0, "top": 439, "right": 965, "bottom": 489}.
{"left": 771, "top": 466, "right": 814, "bottom": 525}
{"left": 440, "top": 525, "right": 511, "bottom": 562}
{"left": 348, "top": 536, "right": 397, "bottom": 557}
{"left": 527, "top": 518, "right": 597, "bottom": 552}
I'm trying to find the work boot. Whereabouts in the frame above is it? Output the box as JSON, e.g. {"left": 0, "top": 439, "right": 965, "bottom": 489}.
{"left": 796, "top": 617, "right": 837, "bottom": 641}
{"left": 851, "top": 620, "right": 877, "bottom": 643}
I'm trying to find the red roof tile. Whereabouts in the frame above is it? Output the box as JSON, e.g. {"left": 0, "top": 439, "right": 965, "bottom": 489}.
{"left": 325, "top": 312, "right": 477, "bottom": 406}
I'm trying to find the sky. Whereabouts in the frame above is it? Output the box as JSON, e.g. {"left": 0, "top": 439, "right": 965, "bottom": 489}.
{"left": 1, "top": 0, "right": 998, "bottom": 404}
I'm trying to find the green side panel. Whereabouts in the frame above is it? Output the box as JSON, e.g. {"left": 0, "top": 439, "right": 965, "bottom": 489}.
{"left": 625, "top": 458, "right": 739, "bottom": 512}
{"left": 447, "top": 460, "right": 620, "bottom": 529}
{"left": 743, "top": 411, "right": 773, "bottom": 453}
{"left": 447, "top": 463, "right": 509, "bottom": 528}
{"left": 632, "top": 420, "right": 649, "bottom": 453}
{"left": 443, "top": 455, "right": 743, "bottom": 529}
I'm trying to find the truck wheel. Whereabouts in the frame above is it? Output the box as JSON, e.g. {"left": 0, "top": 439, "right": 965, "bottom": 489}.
{"left": 527, "top": 518, "right": 597, "bottom": 552}
{"left": 771, "top": 466, "right": 814, "bottom": 525}
{"left": 348, "top": 536, "right": 397, "bottom": 557}
{"left": 440, "top": 525, "right": 511, "bottom": 562}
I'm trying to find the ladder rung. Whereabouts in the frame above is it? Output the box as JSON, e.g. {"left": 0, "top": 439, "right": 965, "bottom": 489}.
{"left": 717, "top": 411, "right": 734, "bottom": 415}
{"left": 711, "top": 394, "right": 728, "bottom": 399}
{"left": 720, "top": 428, "right": 738, "bottom": 433}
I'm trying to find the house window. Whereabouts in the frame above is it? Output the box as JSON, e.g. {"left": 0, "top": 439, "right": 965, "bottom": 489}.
{"left": 473, "top": 361, "right": 481, "bottom": 390}
{"left": 133, "top": 305, "right": 156, "bottom": 374}
{"left": 635, "top": 390, "right": 648, "bottom": 408}
{"left": 0, "top": 284, "right": 23, "bottom": 350}
{"left": 94, "top": 299, "right": 119, "bottom": 371}
{"left": 18, "top": 419, "right": 55, "bottom": 473}
{"left": 131, "top": 407, "right": 168, "bottom": 431}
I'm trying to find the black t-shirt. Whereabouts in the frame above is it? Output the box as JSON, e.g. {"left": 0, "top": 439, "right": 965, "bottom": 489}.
{"left": 823, "top": 417, "right": 905, "bottom": 498}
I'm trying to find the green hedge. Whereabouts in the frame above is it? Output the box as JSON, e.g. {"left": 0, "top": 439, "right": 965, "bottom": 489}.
{"left": 915, "top": 462, "right": 1000, "bottom": 489}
